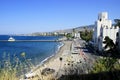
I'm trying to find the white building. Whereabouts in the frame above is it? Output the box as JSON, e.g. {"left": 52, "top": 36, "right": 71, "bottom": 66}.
{"left": 93, "top": 12, "right": 119, "bottom": 51}
{"left": 74, "top": 32, "right": 80, "bottom": 38}
{"left": 118, "top": 29, "right": 120, "bottom": 50}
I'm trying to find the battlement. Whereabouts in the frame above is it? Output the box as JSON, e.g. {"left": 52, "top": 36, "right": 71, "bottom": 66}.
{"left": 102, "top": 26, "right": 119, "bottom": 29}
{"left": 98, "top": 12, "right": 108, "bottom": 21}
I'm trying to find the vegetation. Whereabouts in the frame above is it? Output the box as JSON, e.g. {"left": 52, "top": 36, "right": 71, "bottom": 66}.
{"left": 91, "top": 57, "right": 120, "bottom": 73}
{"left": 0, "top": 53, "right": 58, "bottom": 80}
{"left": 103, "top": 36, "right": 115, "bottom": 50}
{"left": 103, "top": 36, "right": 119, "bottom": 56}
{"left": 65, "top": 33, "right": 73, "bottom": 40}
{"left": 114, "top": 19, "right": 120, "bottom": 27}
{"left": 58, "top": 70, "right": 120, "bottom": 80}
{"left": 0, "top": 52, "right": 36, "bottom": 80}
{"left": 0, "top": 54, "right": 19, "bottom": 80}
{"left": 90, "top": 36, "right": 120, "bottom": 79}
{"left": 0, "top": 59, "right": 19, "bottom": 80}
{"left": 103, "top": 36, "right": 115, "bottom": 53}
{"left": 80, "top": 29, "right": 93, "bottom": 42}
{"left": 0, "top": 36, "right": 119, "bottom": 80}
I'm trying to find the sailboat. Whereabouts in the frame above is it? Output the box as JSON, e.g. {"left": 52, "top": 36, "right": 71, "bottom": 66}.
{"left": 8, "top": 36, "right": 15, "bottom": 42}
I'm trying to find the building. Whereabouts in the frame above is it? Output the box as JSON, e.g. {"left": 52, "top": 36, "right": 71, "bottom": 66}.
{"left": 74, "top": 32, "right": 80, "bottom": 38}
{"left": 118, "top": 29, "right": 120, "bottom": 50}
{"left": 93, "top": 12, "right": 119, "bottom": 51}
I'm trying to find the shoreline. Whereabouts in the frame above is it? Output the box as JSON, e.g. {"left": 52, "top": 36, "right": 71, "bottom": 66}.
{"left": 39, "top": 42, "right": 64, "bottom": 66}
{"left": 39, "top": 41, "right": 65, "bottom": 66}
{"left": 25, "top": 40, "right": 72, "bottom": 78}
{"left": 42, "top": 40, "right": 71, "bottom": 66}
{"left": 23, "top": 38, "right": 97, "bottom": 80}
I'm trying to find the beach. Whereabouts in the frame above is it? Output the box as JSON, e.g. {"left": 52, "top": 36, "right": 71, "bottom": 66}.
{"left": 23, "top": 40, "right": 73, "bottom": 79}
{"left": 23, "top": 39, "right": 95, "bottom": 80}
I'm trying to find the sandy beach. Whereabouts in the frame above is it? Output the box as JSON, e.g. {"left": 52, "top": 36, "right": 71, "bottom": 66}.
{"left": 23, "top": 39, "right": 95, "bottom": 80}
{"left": 23, "top": 40, "right": 73, "bottom": 80}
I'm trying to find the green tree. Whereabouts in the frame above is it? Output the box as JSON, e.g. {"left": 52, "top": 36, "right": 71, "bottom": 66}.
{"left": 80, "top": 30, "right": 93, "bottom": 42}
{"left": 103, "top": 36, "right": 116, "bottom": 56}
{"left": 66, "top": 33, "right": 72, "bottom": 40}
{"left": 114, "top": 19, "right": 120, "bottom": 27}
{"left": 91, "top": 37, "right": 120, "bottom": 75}
{"left": 103, "top": 36, "right": 115, "bottom": 50}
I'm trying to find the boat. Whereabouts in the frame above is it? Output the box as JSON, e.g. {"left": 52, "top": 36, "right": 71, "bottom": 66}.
{"left": 8, "top": 37, "right": 15, "bottom": 42}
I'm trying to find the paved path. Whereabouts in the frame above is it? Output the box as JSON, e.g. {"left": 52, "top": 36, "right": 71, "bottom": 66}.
{"left": 70, "top": 38, "right": 98, "bottom": 74}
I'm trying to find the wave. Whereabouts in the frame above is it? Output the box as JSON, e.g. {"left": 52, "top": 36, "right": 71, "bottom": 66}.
{"left": 55, "top": 42, "right": 64, "bottom": 54}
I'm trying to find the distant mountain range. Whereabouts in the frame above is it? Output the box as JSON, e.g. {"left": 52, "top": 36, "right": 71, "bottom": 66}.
{"left": 53, "top": 24, "right": 94, "bottom": 33}
{"left": 19, "top": 24, "right": 94, "bottom": 36}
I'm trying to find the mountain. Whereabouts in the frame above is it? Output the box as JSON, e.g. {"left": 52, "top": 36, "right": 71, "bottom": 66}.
{"left": 53, "top": 24, "right": 94, "bottom": 33}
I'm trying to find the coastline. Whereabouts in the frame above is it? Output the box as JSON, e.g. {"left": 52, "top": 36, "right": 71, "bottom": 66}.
{"left": 37, "top": 37, "right": 65, "bottom": 66}
{"left": 22, "top": 38, "right": 97, "bottom": 80}
{"left": 25, "top": 40, "right": 72, "bottom": 79}
{"left": 39, "top": 41, "right": 65, "bottom": 66}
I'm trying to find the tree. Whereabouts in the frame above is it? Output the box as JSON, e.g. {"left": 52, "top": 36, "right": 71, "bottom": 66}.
{"left": 92, "top": 36, "right": 119, "bottom": 73}
{"left": 80, "top": 30, "right": 93, "bottom": 42}
{"left": 103, "top": 36, "right": 116, "bottom": 56}
{"left": 91, "top": 57, "right": 118, "bottom": 73}
{"left": 66, "top": 33, "right": 72, "bottom": 40}
{"left": 103, "top": 36, "right": 115, "bottom": 50}
{"left": 114, "top": 19, "right": 120, "bottom": 28}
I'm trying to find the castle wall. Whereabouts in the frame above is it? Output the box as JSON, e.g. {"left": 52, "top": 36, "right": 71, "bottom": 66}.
{"left": 119, "top": 29, "right": 120, "bottom": 50}
{"left": 101, "top": 26, "right": 119, "bottom": 51}
{"left": 93, "top": 12, "right": 119, "bottom": 51}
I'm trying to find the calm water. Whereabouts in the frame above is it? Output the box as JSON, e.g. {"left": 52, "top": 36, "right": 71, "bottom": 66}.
{"left": 0, "top": 35, "right": 62, "bottom": 65}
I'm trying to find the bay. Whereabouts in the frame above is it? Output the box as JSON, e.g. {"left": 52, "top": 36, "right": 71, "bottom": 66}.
{"left": 0, "top": 35, "right": 62, "bottom": 65}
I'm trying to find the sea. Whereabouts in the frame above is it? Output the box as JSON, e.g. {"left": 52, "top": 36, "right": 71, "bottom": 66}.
{"left": 0, "top": 35, "right": 63, "bottom": 66}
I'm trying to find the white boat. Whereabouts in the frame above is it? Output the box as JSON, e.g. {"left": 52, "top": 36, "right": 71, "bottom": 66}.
{"left": 8, "top": 37, "right": 15, "bottom": 42}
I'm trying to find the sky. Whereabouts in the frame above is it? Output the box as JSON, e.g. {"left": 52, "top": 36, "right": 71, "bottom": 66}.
{"left": 0, "top": 0, "right": 120, "bottom": 34}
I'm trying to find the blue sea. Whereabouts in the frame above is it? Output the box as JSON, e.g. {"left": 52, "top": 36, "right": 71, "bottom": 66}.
{"left": 0, "top": 35, "right": 62, "bottom": 65}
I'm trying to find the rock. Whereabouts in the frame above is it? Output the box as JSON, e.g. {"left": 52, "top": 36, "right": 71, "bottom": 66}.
{"left": 41, "top": 68, "right": 55, "bottom": 76}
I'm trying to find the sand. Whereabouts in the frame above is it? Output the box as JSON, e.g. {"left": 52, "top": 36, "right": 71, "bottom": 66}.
{"left": 23, "top": 39, "right": 94, "bottom": 80}
{"left": 24, "top": 40, "right": 73, "bottom": 79}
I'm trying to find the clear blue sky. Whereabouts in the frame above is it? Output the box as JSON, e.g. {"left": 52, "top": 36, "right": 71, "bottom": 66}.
{"left": 0, "top": 0, "right": 120, "bottom": 34}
